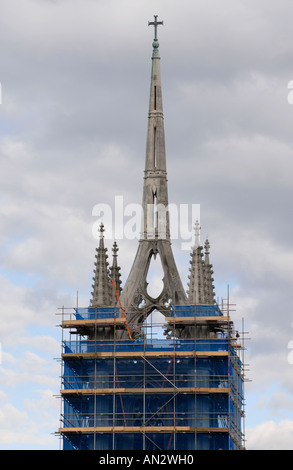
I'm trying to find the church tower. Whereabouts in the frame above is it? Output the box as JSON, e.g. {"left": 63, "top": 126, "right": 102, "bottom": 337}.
{"left": 58, "top": 17, "right": 245, "bottom": 451}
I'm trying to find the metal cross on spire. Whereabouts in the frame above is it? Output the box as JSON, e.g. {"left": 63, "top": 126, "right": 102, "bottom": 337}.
{"left": 148, "top": 15, "right": 163, "bottom": 40}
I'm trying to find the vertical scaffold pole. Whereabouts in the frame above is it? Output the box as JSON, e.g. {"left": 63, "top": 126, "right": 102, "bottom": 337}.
{"left": 194, "top": 304, "right": 197, "bottom": 450}
{"left": 143, "top": 313, "right": 146, "bottom": 450}
{"left": 113, "top": 306, "right": 116, "bottom": 450}
{"left": 94, "top": 308, "right": 97, "bottom": 450}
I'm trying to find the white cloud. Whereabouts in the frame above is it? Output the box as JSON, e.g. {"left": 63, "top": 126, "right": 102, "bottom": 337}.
{"left": 0, "top": 391, "right": 8, "bottom": 402}
{"left": 19, "top": 335, "right": 59, "bottom": 355}
{"left": 257, "top": 391, "right": 293, "bottom": 417}
{"left": 0, "top": 348, "right": 60, "bottom": 448}
{"left": 0, "top": 403, "right": 28, "bottom": 430}
{"left": 0, "top": 0, "right": 293, "bottom": 450}
{"left": 246, "top": 420, "right": 293, "bottom": 450}
{"left": 24, "top": 389, "right": 59, "bottom": 425}
{"left": 0, "top": 349, "right": 59, "bottom": 389}
{"left": 200, "top": 135, "right": 293, "bottom": 189}
{"left": 0, "top": 397, "right": 58, "bottom": 449}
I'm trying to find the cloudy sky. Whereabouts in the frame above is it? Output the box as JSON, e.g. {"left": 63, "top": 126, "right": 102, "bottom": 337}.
{"left": 0, "top": 0, "right": 293, "bottom": 450}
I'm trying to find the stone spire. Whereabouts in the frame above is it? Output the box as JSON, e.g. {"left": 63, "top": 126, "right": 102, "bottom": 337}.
{"left": 187, "top": 220, "right": 205, "bottom": 304}
{"left": 120, "top": 16, "right": 187, "bottom": 317}
{"left": 142, "top": 15, "right": 168, "bottom": 240}
{"left": 193, "top": 219, "right": 201, "bottom": 250}
{"left": 203, "top": 238, "right": 216, "bottom": 304}
{"left": 109, "top": 241, "right": 122, "bottom": 305}
{"left": 187, "top": 221, "right": 216, "bottom": 305}
{"left": 90, "top": 223, "right": 111, "bottom": 307}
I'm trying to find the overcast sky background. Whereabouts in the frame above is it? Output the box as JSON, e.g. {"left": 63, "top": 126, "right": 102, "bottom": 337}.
{"left": 0, "top": 0, "right": 293, "bottom": 450}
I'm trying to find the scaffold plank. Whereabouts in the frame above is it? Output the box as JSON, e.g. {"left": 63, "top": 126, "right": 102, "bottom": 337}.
{"left": 60, "top": 387, "right": 229, "bottom": 395}
{"left": 62, "top": 350, "right": 229, "bottom": 359}
{"left": 166, "top": 316, "right": 231, "bottom": 324}
{"left": 59, "top": 426, "right": 229, "bottom": 434}
{"left": 61, "top": 318, "right": 126, "bottom": 328}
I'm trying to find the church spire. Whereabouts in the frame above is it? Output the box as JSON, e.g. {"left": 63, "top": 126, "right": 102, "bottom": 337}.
{"left": 142, "top": 14, "right": 168, "bottom": 239}
{"left": 121, "top": 17, "right": 187, "bottom": 315}
{"left": 90, "top": 223, "right": 111, "bottom": 307}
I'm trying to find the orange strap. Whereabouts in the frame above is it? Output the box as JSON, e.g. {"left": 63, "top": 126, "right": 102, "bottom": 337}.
{"left": 111, "top": 279, "right": 133, "bottom": 341}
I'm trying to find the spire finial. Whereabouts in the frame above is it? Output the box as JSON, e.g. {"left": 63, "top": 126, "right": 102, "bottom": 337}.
{"left": 193, "top": 219, "right": 201, "bottom": 249}
{"left": 148, "top": 15, "right": 163, "bottom": 56}
{"left": 110, "top": 240, "right": 122, "bottom": 304}
{"left": 205, "top": 238, "right": 210, "bottom": 255}
{"left": 112, "top": 240, "right": 119, "bottom": 256}
{"left": 99, "top": 222, "right": 105, "bottom": 237}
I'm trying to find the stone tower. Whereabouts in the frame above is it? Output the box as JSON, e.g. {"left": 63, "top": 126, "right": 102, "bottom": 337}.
{"left": 59, "top": 17, "right": 245, "bottom": 451}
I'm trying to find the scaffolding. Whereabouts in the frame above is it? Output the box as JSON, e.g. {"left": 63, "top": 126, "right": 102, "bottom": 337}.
{"left": 57, "top": 303, "right": 245, "bottom": 450}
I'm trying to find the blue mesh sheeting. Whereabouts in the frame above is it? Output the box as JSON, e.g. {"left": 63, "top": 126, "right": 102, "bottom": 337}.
{"left": 63, "top": 431, "right": 230, "bottom": 451}
{"left": 62, "top": 393, "right": 232, "bottom": 429}
{"left": 74, "top": 305, "right": 223, "bottom": 320}
{"left": 170, "top": 305, "right": 223, "bottom": 317}
{"left": 75, "top": 307, "right": 119, "bottom": 320}
{"left": 63, "top": 357, "right": 236, "bottom": 390}
{"left": 60, "top": 305, "right": 244, "bottom": 450}
{"left": 63, "top": 338, "right": 230, "bottom": 354}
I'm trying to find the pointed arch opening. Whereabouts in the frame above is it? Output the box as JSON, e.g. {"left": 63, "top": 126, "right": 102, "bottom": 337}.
{"left": 146, "top": 251, "right": 164, "bottom": 299}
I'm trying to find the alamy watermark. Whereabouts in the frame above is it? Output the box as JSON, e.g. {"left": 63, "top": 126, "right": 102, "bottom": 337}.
{"left": 288, "top": 340, "right": 293, "bottom": 364}
{"left": 288, "top": 81, "right": 293, "bottom": 104}
{"left": 92, "top": 196, "right": 200, "bottom": 250}
{"left": 287, "top": 83, "right": 293, "bottom": 364}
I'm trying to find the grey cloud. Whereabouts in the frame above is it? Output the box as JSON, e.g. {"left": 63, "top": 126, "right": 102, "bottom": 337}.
{"left": 1, "top": 0, "right": 293, "bottom": 448}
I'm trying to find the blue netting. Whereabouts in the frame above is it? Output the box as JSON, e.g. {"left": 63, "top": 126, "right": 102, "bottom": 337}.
{"left": 170, "top": 305, "right": 223, "bottom": 317}
{"left": 61, "top": 305, "right": 244, "bottom": 450}
{"left": 63, "top": 338, "right": 231, "bottom": 354}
